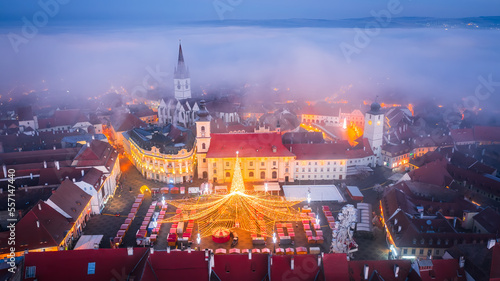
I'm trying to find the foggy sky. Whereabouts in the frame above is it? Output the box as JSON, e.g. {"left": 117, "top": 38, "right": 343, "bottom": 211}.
{"left": 1, "top": 25, "right": 499, "bottom": 107}
{"left": 1, "top": 0, "right": 499, "bottom": 23}
{"left": 1, "top": 1, "right": 500, "bottom": 109}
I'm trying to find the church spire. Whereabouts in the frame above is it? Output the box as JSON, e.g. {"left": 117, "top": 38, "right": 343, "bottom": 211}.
{"left": 174, "top": 40, "right": 188, "bottom": 79}
{"left": 178, "top": 40, "right": 184, "bottom": 64}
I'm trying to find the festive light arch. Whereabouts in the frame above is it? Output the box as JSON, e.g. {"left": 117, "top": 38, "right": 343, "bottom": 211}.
{"left": 162, "top": 152, "right": 311, "bottom": 237}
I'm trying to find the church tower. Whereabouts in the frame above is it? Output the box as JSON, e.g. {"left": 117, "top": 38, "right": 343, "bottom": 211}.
{"left": 174, "top": 42, "right": 191, "bottom": 100}
{"left": 364, "top": 101, "right": 384, "bottom": 166}
{"left": 196, "top": 100, "right": 211, "bottom": 179}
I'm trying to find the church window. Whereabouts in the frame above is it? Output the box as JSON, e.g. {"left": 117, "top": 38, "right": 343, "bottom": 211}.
{"left": 177, "top": 81, "right": 181, "bottom": 89}
{"left": 202, "top": 143, "right": 206, "bottom": 150}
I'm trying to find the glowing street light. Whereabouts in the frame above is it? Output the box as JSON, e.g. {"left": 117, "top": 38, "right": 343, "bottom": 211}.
{"left": 272, "top": 232, "right": 277, "bottom": 244}
{"left": 265, "top": 183, "right": 268, "bottom": 193}
{"left": 162, "top": 195, "right": 165, "bottom": 206}
{"left": 316, "top": 214, "right": 320, "bottom": 225}
{"left": 197, "top": 233, "right": 201, "bottom": 244}
{"left": 307, "top": 191, "right": 311, "bottom": 205}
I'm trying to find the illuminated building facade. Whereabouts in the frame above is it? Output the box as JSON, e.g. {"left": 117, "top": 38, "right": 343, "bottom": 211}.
{"left": 124, "top": 124, "right": 196, "bottom": 183}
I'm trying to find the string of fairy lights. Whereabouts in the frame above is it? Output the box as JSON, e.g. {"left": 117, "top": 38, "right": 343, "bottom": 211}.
{"left": 162, "top": 151, "right": 312, "bottom": 238}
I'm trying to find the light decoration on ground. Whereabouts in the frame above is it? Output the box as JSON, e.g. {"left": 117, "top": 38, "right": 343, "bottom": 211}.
{"left": 162, "top": 152, "right": 310, "bottom": 237}
{"left": 330, "top": 204, "right": 358, "bottom": 258}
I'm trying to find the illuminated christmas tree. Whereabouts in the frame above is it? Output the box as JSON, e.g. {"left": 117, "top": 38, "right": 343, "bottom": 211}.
{"left": 163, "top": 152, "right": 310, "bottom": 237}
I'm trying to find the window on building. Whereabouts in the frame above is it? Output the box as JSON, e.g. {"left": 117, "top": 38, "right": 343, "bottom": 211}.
{"left": 226, "top": 172, "right": 230, "bottom": 178}
{"left": 327, "top": 168, "right": 330, "bottom": 172}
{"left": 272, "top": 171, "right": 277, "bottom": 179}
{"left": 419, "top": 249, "right": 424, "bottom": 255}
{"left": 302, "top": 175, "right": 304, "bottom": 178}
{"left": 249, "top": 171, "right": 254, "bottom": 177}
{"left": 427, "top": 249, "right": 432, "bottom": 256}
{"left": 249, "top": 161, "right": 253, "bottom": 166}
{"left": 302, "top": 168, "right": 305, "bottom": 172}
{"left": 296, "top": 168, "right": 299, "bottom": 172}
{"left": 261, "top": 162, "right": 265, "bottom": 166}
{"left": 403, "top": 249, "right": 408, "bottom": 255}
{"left": 260, "top": 171, "right": 265, "bottom": 179}
{"left": 87, "top": 262, "right": 96, "bottom": 275}
{"left": 273, "top": 161, "right": 277, "bottom": 166}
{"left": 203, "top": 158, "right": 206, "bottom": 163}
{"left": 226, "top": 162, "right": 229, "bottom": 167}
{"left": 435, "top": 250, "right": 440, "bottom": 255}
{"left": 25, "top": 266, "right": 36, "bottom": 278}
{"left": 314, "top": 168, "right": 317, "bottom": 172}
{"left": 201, "top": 126, "right": 205, "bottom": 131}
{"left": 411, "top": 249, "right": 416, "bottom": 255}
{"left": 213, "top": 170, "right": 217, "bottom": 174}
{"left": 213, "top": 163, "right": 217, "bottom": 168}
{"left": 308, "top": 168, "right": 311, "bottom": 172}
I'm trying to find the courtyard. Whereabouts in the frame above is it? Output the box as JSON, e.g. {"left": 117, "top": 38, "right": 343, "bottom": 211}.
{"left": 82, "top": 157, "right": 391, "bottom": 260}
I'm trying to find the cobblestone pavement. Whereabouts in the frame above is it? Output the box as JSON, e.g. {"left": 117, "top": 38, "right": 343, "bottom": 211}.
{"left": 83, "top": 156, "right": 391, "bottom": 260}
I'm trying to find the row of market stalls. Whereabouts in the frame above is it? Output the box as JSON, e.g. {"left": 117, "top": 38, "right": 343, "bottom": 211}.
{"left": 112, "top": 193, "right": 145, "bottom": 247}
{"left": 135, "top": 201, "right": 167, "bottom": 246}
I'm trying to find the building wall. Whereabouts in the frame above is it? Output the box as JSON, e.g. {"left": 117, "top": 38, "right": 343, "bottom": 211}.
{"left": 293, "top": 159, "right": 347, "bottom": 180}
{"left": 128, "top": 139, "right": 195, "bottom": 184}
{"left": 364, "top": 113, "right": 384, "bottom": 166}
{"left": 206, "top": 156, "right": 293, "bottom": 183}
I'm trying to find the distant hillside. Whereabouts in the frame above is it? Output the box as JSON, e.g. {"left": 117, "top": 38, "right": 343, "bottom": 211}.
{"left": 190, "top": 17, "right": 500, "bottom": 29}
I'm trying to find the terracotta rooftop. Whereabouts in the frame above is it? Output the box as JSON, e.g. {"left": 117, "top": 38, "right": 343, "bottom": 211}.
{"left": 206, "top": 133, "right": 294, "bottom": 158}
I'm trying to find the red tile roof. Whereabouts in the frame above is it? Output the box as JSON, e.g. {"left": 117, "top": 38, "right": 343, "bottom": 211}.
{"left": 111, "top": 113, "right": 146, "bottom": 132}
{"left": 450, "top": 128, "right": 475, "bottom": 143}
{"left": 142, "top": 250, "right": 209, "bottom": 280}
{"left": 408, "top": 158, "right": 453, "bottom": 187}
{"left": 212, "top": 253, "right": 268, "bottom": 281}
{"left": 16, "top": 106, "right": 34, "bottom": 121}
{"left": 473, "top": 207, "right": 500, "bottom": 234}
{"left": 206, "top": 133, "right": 294, "bottom": 158}
{"left": 473, "top": 126, "right": 500, "bottom": 143}
{"left": 48, "top": 179, "right": 91, "bottom": 221}
{"left": 418, "top": 259, "right": 466, "bottom": 281}
{"left": 348, "top": 260, "right": 413, "bottom": 281}
{"left": 323, "top": 253, "right": 349, "bottom": 281}
{"left": 23, "top": 248, "right": 150, "bottom": 281}
{"left": 287, "top": 142, "right": 350, "bottom": 160}
{"left": 52, "top": 109, "right": 89, "bottom": 127}
{"left": 491, "top": 243, "right": 500, "bottom": 281}
{"left": 0, "top": 200, "right": 72, "bottom": 255}
{"left": 73, "top": 140, "right": 118, "bottom": 169}
{"left": 270, "top": 255, "right": 320, "bottom": 281}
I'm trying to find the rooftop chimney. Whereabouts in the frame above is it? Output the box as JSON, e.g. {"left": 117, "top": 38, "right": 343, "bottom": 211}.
{"left": 364, "top": 264, "right": 369, "bottom": 280}
{"left": 394, "top": 264, "right": 400, "bottom": 278}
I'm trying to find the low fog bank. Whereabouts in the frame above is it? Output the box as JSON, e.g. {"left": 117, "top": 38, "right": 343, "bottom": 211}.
{"left": 1, "top": 25, "right": 499, "bottom": 110}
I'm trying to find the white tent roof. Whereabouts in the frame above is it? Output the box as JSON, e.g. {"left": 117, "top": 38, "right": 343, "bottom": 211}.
{"left": 74, "top": 235, "right": 103, "bottom": 250}
{"left": 253, "top": 182, "right": 280, "bottom": 192}
{"left": 282, "top": 185, "right": 345, "bottom": 202}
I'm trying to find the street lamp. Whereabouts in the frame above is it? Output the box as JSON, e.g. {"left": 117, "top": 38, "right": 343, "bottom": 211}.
{"left": 161, "top": 196, "right": 165, "bottom": 206}
{"left": 272, "top": 232, "right": 277, "bottom": 252}
{"left": 307, "top": 191, "right": 311, "bottom": 205}
{"left": 197, "top": 233, "right": 201, "bottom": 245}
{"left": 265, "top": 183, "right": 268, "bottom": 193}
{"left": 316, "top": 214, "right": 320, "bottom": 225}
